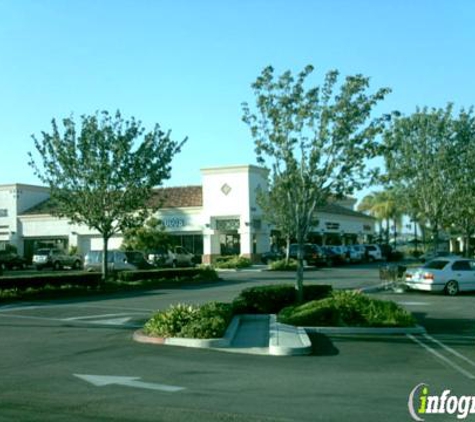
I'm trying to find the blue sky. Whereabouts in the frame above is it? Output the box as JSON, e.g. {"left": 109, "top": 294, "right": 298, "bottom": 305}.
{"left": 1, "top": 0, "right": 474, "bottom": 201}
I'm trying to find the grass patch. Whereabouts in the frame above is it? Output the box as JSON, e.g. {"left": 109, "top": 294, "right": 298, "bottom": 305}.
{"left": 278, "top": 290, "right": 416, "bottom": 328}
{"left": 268, "top": 259, "right": 298, "bottom": 271}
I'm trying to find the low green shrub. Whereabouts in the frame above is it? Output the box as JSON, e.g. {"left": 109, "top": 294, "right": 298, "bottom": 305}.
{"left": 144, "top": 302, "right": 233, "bottom": 339}
{"left": 232, "top": 284, "right": 332, "bottom": 314}
{"left": 116, "top": 267, "right": 219, "bottom": 282}
{"left": 213, "top": 256, "right": 252, "bottom": 269}
{"left": 278, "top": 290, "right": 416, "bottom": 327}
{"left": 0, "top": 273, "right": 101, "bottom": 291}
{"left": 268, "top": 259, "right": 298, "bottom": 271}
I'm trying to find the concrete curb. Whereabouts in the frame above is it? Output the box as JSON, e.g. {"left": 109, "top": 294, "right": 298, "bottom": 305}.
{"left": 269, "top": 315, "right": 312, "bottom": 356}
{"left": 304, "top": 324, "right": 426, "bottom": 335}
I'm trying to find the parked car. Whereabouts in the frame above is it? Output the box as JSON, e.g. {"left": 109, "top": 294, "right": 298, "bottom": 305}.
{"left": 147, "top": 246, "right": 195, "bottom": 268}
{"left": 362, "top": 244, "right": 384, "bottom": 262}
{"left": 261, "top": 249, "right": 285, "bottom": 264}
{"left": 346, "top": 245, "right": 365, "bottom": 263}
{"left": 405, "top": 257, "right": 475, "bottom": 295}
{"left": 288, "top": 244, "right": 327, "bottom": 266}
{"left": 419, "top": 250, "right": 456, "bottom": 263}
{"left": 32, "top": 248, "right": 83, "bottom": 270}
{"left": 0, "top": 251, "right": 27, "bottom": 270}
{"left": 84, "top": 250, "right": 138, "bottom": 272}
{"left": 326, "top": 246, "right": 349, "bottom": 264}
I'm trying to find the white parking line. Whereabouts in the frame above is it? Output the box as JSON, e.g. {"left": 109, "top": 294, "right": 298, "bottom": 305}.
{"left": 63, "top": 312, "right": 144, "bottom": 321}
{"left": 423, "top": 334, "right": 475, "bottom": 368}
{"left": 407, "top": 334, "right": 475, "bottom": 380}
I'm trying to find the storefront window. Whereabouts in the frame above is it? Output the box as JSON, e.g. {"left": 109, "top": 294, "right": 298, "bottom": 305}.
{"left": 220, "top": 233, "right": 240, "bottom": 256}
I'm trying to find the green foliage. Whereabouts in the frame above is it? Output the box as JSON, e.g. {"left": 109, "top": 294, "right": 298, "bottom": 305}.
{"left": 213, "top": 256, "right": 252, "bottom": 269}
{"left": 268, "top": 259, "right": 298, "bottom": 271}
{"left": 232, "top": 284, "right": 332, "bottom": 314}
{"left": 0, "top": 272, "right": 101, "bottom": 291}
{"left": 121, "top": 217, "right": 171, "bottom": 252}
{"left": 383, "top": 105, "right": 455, "bottom": 250}
{"left": 144, "top": 302, "right": 233, "bottom": 339}
{"left": 116, "top": 267, "right": 219, "bottom": 282}
{"left": 278, "top": 290, "right": 416, "bottom": 327}
{"left": 28, "top": 110, "right": 186, "bottom": 279}
{"left": 242, "top": 65, "right": 391, "bottom": 301}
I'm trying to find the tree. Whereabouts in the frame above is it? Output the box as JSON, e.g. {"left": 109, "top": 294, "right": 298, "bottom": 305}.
{"left": 242, "top": 65, "right": 391, "bottom": 302}
{"left": 444, "top": 107, "right": 475, "bottom": 256}
{"left": 257, "top": 172, "right": 296, "bottom": 262}
{"left": 121, "top": 217, "right": 172, "bottom": 252}
{"left": 29, "top": 110, "right": 185, "bottom": 281}
{"left": 358, "top": 189, "right": 404, "bottom": 245}
{"left": 383, "top": 105, "right": 454, "bottom": 252}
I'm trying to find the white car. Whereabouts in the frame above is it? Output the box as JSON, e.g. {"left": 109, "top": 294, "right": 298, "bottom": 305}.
{"left": 405, "top": 257, "right": 475, "bottom": 296}
{"left": 363, "top": 244, "right": 384, "bottom": 262}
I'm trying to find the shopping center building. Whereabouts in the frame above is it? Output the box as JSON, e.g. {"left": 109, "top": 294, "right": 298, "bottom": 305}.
{"left": 0, "top": 164, "right": 375, "bottom": 263}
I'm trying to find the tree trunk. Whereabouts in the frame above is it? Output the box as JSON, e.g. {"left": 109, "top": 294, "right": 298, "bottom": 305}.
{"left": 285, "top": 235, "right": 291, "bottom": 264}
{"left": 295, "top": 239, "right": 304, "bottom": 303}
{"left": 101, "top": 235, "right": 109, "bottom": 284}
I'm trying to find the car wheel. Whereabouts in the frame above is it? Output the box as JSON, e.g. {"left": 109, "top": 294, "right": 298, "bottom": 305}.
{"left": 445, "top": 280, "right": 459, "bottom": 296}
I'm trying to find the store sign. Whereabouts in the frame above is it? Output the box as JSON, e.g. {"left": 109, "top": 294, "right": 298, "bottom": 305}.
{"left": 0, "top": 209, "right": 8, "bottom": 217}
{"left": 325, "top": 222, "right": 340, "bottom": 230}
{"left": 216, "top": 219, "right": 240, "bottom": 231}
{"left": 162, "top": 217, "right": 186, "bottom": 229}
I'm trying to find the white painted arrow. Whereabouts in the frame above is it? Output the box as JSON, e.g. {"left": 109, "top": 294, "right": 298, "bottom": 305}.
{"left": 73, "top": 374, "right": 184, "bottom": 392}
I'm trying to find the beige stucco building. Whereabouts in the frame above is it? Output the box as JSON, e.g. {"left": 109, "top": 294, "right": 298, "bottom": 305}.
{"left": 0, "top": 165, "right": 375, "bottom": 262}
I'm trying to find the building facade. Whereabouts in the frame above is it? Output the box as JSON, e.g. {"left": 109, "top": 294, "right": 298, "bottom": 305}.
{"left": 0, "top": 165, "right": 375, "bottom": 262}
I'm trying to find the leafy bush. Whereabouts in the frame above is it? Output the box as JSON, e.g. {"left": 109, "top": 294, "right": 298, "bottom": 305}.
{"left": 268, "top": 259, "right": 298, "bottom": 271}
{"left": 144, "top": 303, "right": 198, "bottom": 337}
{"left": 144, "top": 302, "right": 233, "bottom": 339}
{"left": 232, "top": 284, "right": 332, "bottom": 314}
{"left": 213, "top": 256, "right": 252, "bottom": 269}
{"left": 117, "top": 267, "right": 219, "bottom": 282}
{"left": 0, "top": 273, "right": 101, "bottom": 291}
{"left": 179, "top": 302, "right": 233, "bottom": 339}
{"left": 278, "top": 290, "right": 416, "bottom": 327}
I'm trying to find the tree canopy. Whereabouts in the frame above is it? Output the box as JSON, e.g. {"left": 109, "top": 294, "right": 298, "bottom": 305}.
{"left": 242, "top": 65, "right": 391, "bottom": 301}
{"left": 29, "top": 110, "right": 186, "bottom": 279}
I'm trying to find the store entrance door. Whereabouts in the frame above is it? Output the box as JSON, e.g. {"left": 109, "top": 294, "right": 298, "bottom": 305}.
{"left": 219, "top": 232, "right": 240, "bottom": 256}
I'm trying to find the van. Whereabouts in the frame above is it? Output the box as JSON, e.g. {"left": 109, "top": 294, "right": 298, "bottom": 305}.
{"left": 84, "top": 250, "right": 138, "bottom": 272}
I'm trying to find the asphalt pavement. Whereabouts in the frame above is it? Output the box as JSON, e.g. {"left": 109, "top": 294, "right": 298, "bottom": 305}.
{"left": 1, "top": 265, "right": 474, "bottom": 421}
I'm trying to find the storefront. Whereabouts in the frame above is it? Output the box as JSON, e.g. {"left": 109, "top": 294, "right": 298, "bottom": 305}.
{"left": 0, "top": 164, "right": 375, "bottom": 262}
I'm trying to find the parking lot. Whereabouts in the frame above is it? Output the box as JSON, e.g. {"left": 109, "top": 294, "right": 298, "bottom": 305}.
{"left": 0, "top": 265, "right": 474, "bottom": 421}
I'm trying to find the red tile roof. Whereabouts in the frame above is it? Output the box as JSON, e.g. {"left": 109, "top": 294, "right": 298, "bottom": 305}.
{"left": 21, "top": 186, "right": 203, "bottom": 215}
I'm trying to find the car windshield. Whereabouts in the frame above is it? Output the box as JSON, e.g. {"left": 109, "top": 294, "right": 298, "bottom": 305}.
{"left": 423, "top": 260, "right": 449, "bottom": 270}
{"left": 35, "top": 249, "right": 50, "bottom": 256}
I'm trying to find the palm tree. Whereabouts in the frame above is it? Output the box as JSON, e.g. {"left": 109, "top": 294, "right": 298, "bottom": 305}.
{"left": 358, "top": 189, "right": 404, "bottom": 245}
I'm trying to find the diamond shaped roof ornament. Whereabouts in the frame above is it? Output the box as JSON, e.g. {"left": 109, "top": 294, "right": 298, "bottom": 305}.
{"left": 221, "top": 183, "right": 232, "bottom": 196}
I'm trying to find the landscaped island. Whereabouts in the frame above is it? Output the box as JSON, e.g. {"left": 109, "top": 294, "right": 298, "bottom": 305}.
{"left": 143, "top": 284, "right": 416, "bottom": 339}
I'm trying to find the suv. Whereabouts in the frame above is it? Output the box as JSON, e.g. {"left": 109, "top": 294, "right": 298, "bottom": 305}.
{"left": 147, "top": 246, "right": 195, "bottom": 268}
{"left": 288, "top": 244, "right": 326, "bottom": 266}
{"left": 33, "top": 248, "right": 83, "bottom": 270}
{"left": 362, "top": 244, "right": 384, "bottom": 262}
{"left": 84, "top": 250, "right": 139, "bottom": 272}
